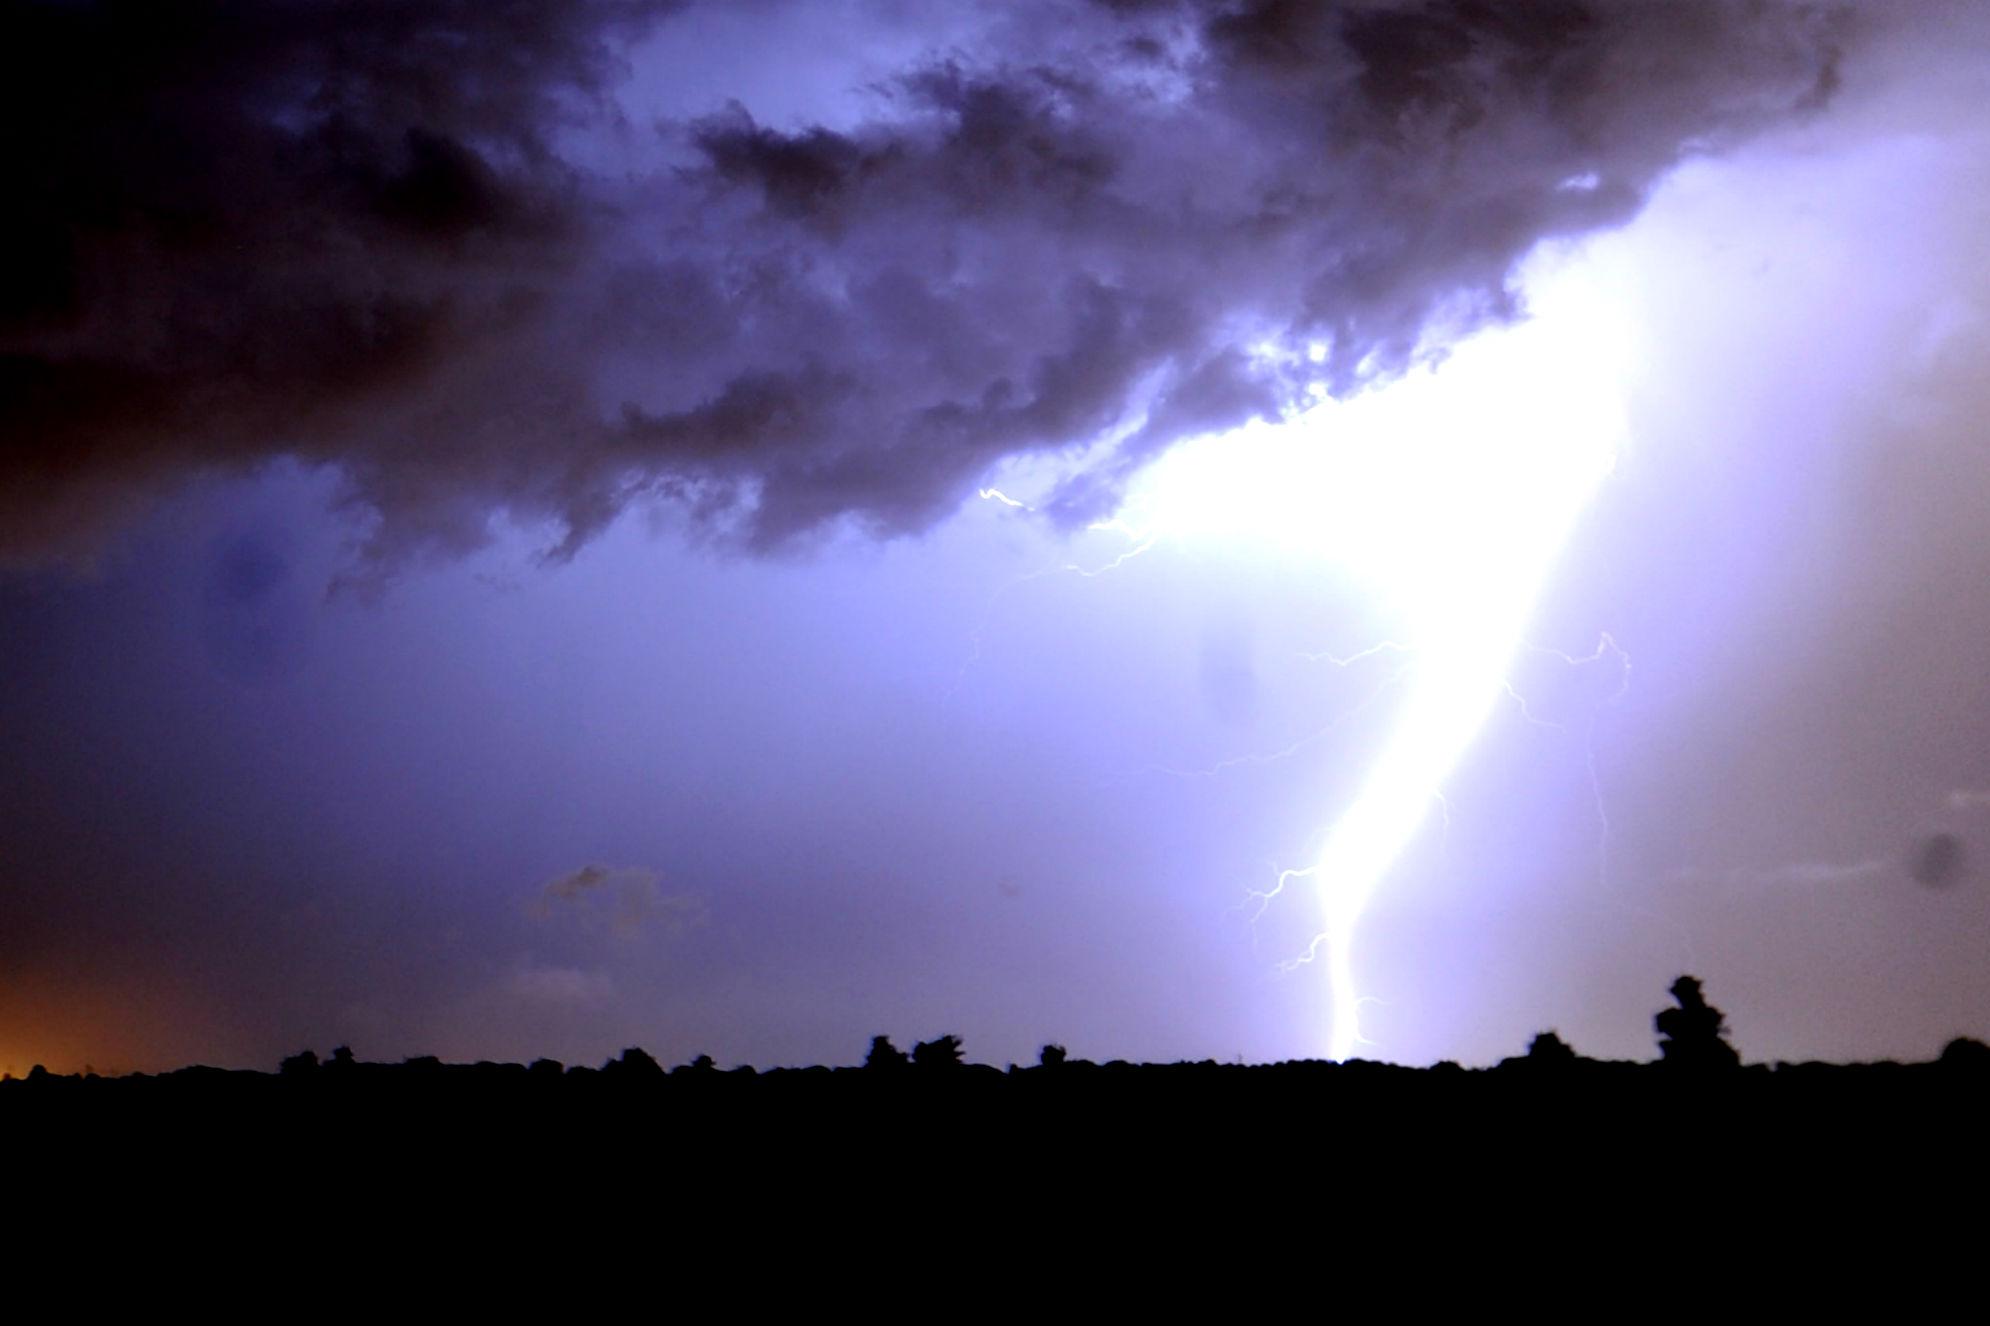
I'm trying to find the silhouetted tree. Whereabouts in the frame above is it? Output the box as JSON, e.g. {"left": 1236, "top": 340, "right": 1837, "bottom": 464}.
{"left": 1655, "top": 975, "right": 1740, "bottom": 1069}
{"left": 279, "top": 1049, "right": 318, "bottom": 1076}
{"left": 327, "top": 1045, "right": 356, "bottom": 1072}
{"left": 1039, "top": 1043, "right": 1068, "bottom": 1069}
{"left": 912, "top": 1035, "right": 964, "bottom": 1071}
{"left": 1527, "top": 1031, "right": 1577, "bottom": 1063}
{"left": 865, "top": 1035, "right": 908, "bottom": 1071}
{"left": 1940, "top": 1037, "right": 1990, "bottom": 1072}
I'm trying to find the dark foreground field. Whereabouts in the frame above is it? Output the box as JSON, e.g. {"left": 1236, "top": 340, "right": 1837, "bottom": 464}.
{"left": 11, "top": 1040, "right": 1987, "bottom": 1191}
{"left": 9, "top": 1001, "right": 1984, "bottom": 1302}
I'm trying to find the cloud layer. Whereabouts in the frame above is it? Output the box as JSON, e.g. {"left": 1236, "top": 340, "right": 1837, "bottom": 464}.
{"left": 2, "top": 0, "right": 1846, "bottom": 577}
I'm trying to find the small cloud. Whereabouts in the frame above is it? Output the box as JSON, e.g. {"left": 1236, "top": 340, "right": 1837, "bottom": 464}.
{"left": 1947, "top": 789, "right": 1990, "bottom": 813}
{"left": 507, "top": 963, "right": 613, "bottom": 1006}
{"left": 543, "top": 863, "right": 618, "bottom": 902}
{"left": 1909, "top": 833, "right": 1968, "bottom": 888}
{"left": 531, "top": 864, "right": 707, "bottom": 940}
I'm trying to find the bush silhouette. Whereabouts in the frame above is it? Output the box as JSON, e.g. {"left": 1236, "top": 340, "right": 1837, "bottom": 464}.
{"left": 912, "top": 1035, "right": 964, "bottom": 1071}
{"left": 1940, "top": 1037, "right": 1990, "bottom": 1071}
{"left": 604, "top": 1046, "right": 663, "bottom": 1077}
{"left": 864, "top": 1035, "right": 908, "bottom": 1071}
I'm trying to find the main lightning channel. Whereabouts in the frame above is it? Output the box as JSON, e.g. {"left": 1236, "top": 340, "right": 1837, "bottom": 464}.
{"left": 1114, "top": 244, "right": 1631, "bottom": 1060}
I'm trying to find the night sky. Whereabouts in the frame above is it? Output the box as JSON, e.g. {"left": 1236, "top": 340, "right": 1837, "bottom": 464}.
{"left": 5, "top": 0, "right": 1990, "bottom": 1076}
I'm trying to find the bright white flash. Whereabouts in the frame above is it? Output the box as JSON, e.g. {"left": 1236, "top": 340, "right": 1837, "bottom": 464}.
{"left": 1120, "top": 246, "right": 1630, "bottom": 1060}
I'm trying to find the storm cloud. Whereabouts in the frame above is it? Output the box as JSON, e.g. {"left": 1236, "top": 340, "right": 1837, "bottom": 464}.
{"left": 2, "top": 0, "right": 1847, "bottom": 578}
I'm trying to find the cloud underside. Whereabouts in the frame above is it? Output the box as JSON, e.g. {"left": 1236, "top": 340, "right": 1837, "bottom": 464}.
{"left": 0, "top": 0, "right": 1845, "bottom": 579}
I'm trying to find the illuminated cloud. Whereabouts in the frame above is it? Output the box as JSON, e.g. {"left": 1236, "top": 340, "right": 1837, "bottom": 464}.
{"left": 0, "top": 0, "right": 1847, "bottom": 579}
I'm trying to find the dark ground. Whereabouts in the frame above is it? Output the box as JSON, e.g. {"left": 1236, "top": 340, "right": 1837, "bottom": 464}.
{"left": 8, "top": 987, "right": 1981, "bottom": 1305}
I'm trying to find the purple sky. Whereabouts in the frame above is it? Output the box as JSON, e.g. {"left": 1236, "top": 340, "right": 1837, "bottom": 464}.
{"left": 5, "top": 0, "right": 1990, "bottom": 1074}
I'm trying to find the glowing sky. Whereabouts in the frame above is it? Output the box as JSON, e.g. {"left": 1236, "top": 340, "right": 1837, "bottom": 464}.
{"left": 5, "top": 1, "right": 1990, "bottom": 1075}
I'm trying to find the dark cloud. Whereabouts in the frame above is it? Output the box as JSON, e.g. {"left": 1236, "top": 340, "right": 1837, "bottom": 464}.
{"left": 1, "top": 0, "right": 1846, "bottom": 580}
{"left": 0, "top": 0, "right": 682, "bottom": 567}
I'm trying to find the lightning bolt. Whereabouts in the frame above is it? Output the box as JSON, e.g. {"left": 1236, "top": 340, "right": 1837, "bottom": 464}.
{"left": 1302, "top": 628, "right": 1563, "bottom": 1058}
{"left": 1279, "top": 271, "right": 1627, "bottom": 1061}
{"left": 974, "top": 242, "right": 1633, "bottom": 1062}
